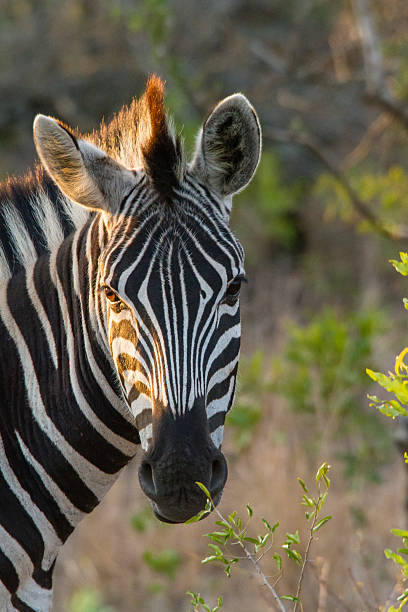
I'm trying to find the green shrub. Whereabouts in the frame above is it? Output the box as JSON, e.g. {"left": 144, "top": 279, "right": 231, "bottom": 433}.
{"left": 273, "top": 308, "right": 392, "bottom": 484}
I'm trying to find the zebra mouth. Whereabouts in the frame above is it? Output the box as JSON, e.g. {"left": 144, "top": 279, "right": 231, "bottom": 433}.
{"left": 151, "top": 491, "right": 222, "bottom": 524}
{"left": 152, "top": 508, "right": 179, "bottom": 524}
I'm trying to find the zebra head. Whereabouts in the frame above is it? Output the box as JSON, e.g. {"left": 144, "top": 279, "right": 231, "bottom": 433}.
{"left": 33, "top": 77, "right": 261, "bottom": 523}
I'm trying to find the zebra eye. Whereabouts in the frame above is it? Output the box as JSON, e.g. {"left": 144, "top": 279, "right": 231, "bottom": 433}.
{"left": 225, "top": 275, "right": 247, "bottom": 305}
{"left": 103, "top": 286, "right": 121, "bottom": 304}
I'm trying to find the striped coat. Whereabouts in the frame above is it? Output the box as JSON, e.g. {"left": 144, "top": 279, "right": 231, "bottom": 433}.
{"left": 0, "top": 77, "right": 261, "bottom": 610}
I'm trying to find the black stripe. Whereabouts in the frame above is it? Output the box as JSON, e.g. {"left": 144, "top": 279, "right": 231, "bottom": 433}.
{"left": 33, "top": 562, "right": 55, "bottom": 590}
{"left": 208, "top": 410, "right": 226, "bottom": 432}
{"left": 0, "top": 548, "right": 18, "bottom": 595}
{"left": 0, "top": 474, "right": 44, "bottom": 567}
{"left": 11, "top": 594, "right": 37, "bottom": 612}
{"left": 2, "top": 431, "right": 72, "bottom": 542}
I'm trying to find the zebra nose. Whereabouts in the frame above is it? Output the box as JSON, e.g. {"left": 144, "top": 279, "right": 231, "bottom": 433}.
{"left": 138, "top": 459, "right": 156, "bottom": 499}
{"left": 209, "top": 455, "right": 228, "bottom": 497}
{"left": 138, "top": 452, "right": 228, "bottom": 512}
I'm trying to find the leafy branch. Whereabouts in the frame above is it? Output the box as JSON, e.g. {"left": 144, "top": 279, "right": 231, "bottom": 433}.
{"left": 187, "top": 464, "right": 332, "bottom": 611}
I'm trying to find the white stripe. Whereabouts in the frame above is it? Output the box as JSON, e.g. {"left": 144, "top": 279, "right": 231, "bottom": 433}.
{"left": 139, "top": 423, "right": 153, "bottom": 451}
{"left": 205, "top": 323, "right": 241, "bottom": 381}
{"left": 17, "top": 576, "right": 53, "bottom": 611}
{"left": 15, "top": 433, "right": 83, "bottom": 528}
{"left": 2, "top": 203, "right": 37, "bottom": 270}
{"left": 207, "top": 354, "right": 240, "bottom": 394}
{"left": 210, "top": 425, "right": 224, "bottom": 448}
{"left": 206, "top": 377, "right": 235, "bottom": 419}
{"left": 31, "top": 189, "right": 65, "bottom": 253}
{"left": 0, "top": 433, "right": 61, "bottom": 571}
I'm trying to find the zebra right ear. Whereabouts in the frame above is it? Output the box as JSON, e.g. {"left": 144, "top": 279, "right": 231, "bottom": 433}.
{"left": 33, "top": 115, "right": 135, "bottom": 213}
{"left": 191, "top": 94, "right": 261, "bottom": 201}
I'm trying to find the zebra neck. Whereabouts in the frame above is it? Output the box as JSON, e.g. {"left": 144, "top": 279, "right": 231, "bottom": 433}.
{"left": 0, "top": 225, "right": 140, "bottom": 544}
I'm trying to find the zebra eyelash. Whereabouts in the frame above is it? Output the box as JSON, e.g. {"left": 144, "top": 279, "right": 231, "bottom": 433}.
{"left": 223, "top": 274, "right": 247, "bottom": 305}
{"left": 100, "top": 284, "right": 125, "bottom": 307}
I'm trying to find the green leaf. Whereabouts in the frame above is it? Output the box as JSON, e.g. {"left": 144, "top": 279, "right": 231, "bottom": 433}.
{"left": 392, "top": 528, "right": 408, "bottom": 538}
{"left": 302, "top": 494, "right": 315, "bottom": 507}
{"left": 243, "top": 536, "right": 259, "bottom": 545}
{"left": 298, "top": 477, "right": 308, "bottom": 493}
{"left": 315, "top": 462, "right": 330, "bottom": 487}
{"left": 228, "top": 511, "right": 237, "bottom": 524}
{"left": 285, "top": 530, "right": 300, "bottom": 544}
{"left": 273, "top": 553, "right": 282, "bottom": 571}
{"left": 208, "top": 543, "right": 223, "bottom": 556}
{"left": 281, "top": 595, "right": 300, "bottom": 601}
{"left": 312, "top": 516, "right": 332, "bottom": 532}
{"left": 246, "top": 504, "right": 253, "bottom": 518}
{"left": 185, "top": 508, "right": 210, "bottom": 524}
{"left": 202, "top": 555, "right": 218, "bottom": 564}
{"left": 384, "top": 548, "right": 406, "bottom": 566}
{"left": 195, "top": 482, "right": 212, "bottom": 499}
{"left": 390, "top": 253, "right": 408, "bottom": 276}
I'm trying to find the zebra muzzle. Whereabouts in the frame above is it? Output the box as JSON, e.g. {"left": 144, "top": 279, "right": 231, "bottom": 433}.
{"left": 138, "top": 405, "right": 228, "bottom": 523}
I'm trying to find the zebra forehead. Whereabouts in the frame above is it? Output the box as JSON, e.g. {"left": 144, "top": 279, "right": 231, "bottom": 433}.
{"left": 101, "top": 208, "right": 243, "bottom": 288}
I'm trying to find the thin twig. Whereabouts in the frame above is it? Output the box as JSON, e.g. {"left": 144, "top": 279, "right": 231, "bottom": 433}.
{"left": 292, "top": 498, "right": 319, "bottom": 612}
{"left": 265, "top": 128, "right": 408, "bottom": 241}
{"left": 213, "top": 505, "right": 287, "bottom": 612}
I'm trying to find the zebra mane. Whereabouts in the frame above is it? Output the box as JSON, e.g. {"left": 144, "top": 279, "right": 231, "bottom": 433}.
{"left": 0, "top": 75, "right": 185, "bottom": 283}
{"left": 91, "top": 74, "right": 185, "bottom": 197}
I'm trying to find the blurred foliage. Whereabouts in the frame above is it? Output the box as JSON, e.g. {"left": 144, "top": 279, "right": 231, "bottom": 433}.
{"left": 316, "top": 166, "right": 408, "bottom": 234}
{"left": 143, "top": 548, "right": 182, "bottom": 580}
{"left": 273, "top": 308, "right": 392, "bottom": 485}
{"left": 109, "top": 0, "right": 171, "bottom": 48}
{"left": 131, "top": 506, "right": 158, "bottom": 532}
{"left": 232, "top": 151, "right": 304, "bottom": 261}
{"left": 68, "top": 588, "right": 113, "bottom": 612}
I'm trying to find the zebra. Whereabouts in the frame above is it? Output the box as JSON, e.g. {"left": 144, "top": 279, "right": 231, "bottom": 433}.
{"left": 0, "top": 76, "right": 261, "bottom": 611}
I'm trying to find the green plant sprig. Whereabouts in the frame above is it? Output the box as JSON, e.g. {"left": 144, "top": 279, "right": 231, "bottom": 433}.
{"left": 293, "top": 462, "right": 332, "bottom": 612}
{"left": 186, "top": 591, "right": 223, "bottom": 612}
{"left": 187, "top": 463, "right": 332, "bottom": 612}
{"left": 188, "top": 482, "right": 287, "bottom": 612}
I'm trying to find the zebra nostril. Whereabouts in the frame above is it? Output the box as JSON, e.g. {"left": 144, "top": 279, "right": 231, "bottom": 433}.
{"left": 210, "top": 455, "right": 228, "bottom": 497}
{"left": 139, "top": 460, "right": 156, "bottom": 499}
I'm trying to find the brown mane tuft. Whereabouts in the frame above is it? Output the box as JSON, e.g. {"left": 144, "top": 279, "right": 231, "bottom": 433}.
{"left": 88, "top": 75, "right": 184, "bottom": 203}
{"left": 141, "top": 75, "right": 184, "bottom": 202}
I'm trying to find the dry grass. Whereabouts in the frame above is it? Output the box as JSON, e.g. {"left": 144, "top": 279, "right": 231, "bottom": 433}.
{"left": 52, "top": 386, "right": 405, "bottom": 612}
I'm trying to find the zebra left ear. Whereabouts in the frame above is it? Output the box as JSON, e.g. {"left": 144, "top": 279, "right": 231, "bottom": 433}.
{"left": 191, "top": 94, "right": 261, "bottom": 201}
{"left": 33, "top": 115, "right": 136, "bottom": 213}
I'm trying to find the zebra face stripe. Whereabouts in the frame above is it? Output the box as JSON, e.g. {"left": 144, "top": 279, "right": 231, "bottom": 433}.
{"left": 99, "top": 182, "right": 243, "bottom": 452}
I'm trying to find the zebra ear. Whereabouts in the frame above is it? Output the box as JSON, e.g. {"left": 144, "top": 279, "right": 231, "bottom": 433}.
{"left": 33, "top": 115, "right": 135, "bottom": 213}
{"left": 192, "top": 94, "right": 261, "bottom": 200}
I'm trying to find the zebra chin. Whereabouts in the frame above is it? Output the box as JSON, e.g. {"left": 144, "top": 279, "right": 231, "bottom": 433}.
{"left": 138, "top": 403, "right": 228, "bottom": 523}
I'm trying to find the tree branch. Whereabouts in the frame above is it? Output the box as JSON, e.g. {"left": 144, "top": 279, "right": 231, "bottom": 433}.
{"left": 265, "top": 128, "right": 408, "bottom": 241}
{"left": 352, "top": 0, "right": 408, "bottom": 129}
